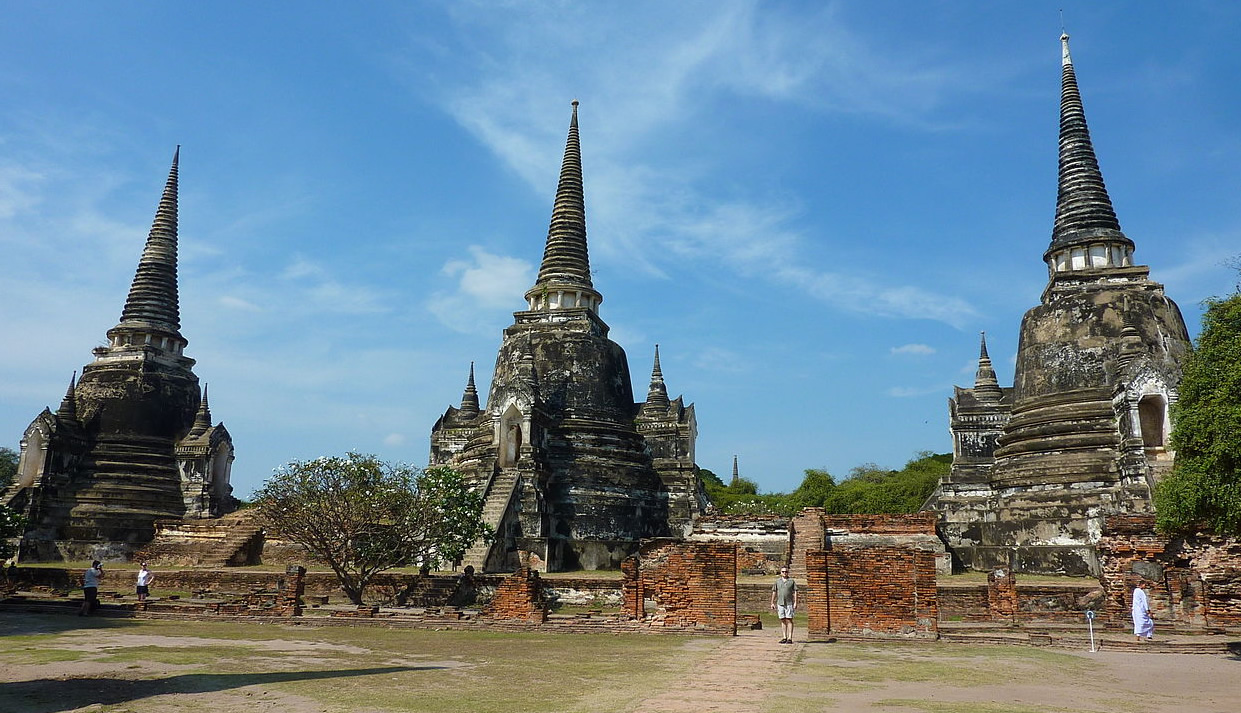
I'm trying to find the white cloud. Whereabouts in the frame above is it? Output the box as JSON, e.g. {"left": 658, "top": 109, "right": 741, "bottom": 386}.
{"left": 427, "top": 246, "right": 533, "bottom": 333}
{"left": 887, "top": 385, "right": 947, "bottom": 398}
{"left": 407, "top": 2, "right": 980, "bottom": 328}
{"left": 891, "top": 343, "right": 936, "bottom": 356}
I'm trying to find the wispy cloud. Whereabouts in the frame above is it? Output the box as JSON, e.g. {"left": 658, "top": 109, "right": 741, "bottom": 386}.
{"left": 407, "top": 1, "right": 979, "bottom": 327}
{"left": 427, "top": 246, "right": 533, "bottom": 333}
{"left": 891, "top": 343, "right": 936, "bottom": 356}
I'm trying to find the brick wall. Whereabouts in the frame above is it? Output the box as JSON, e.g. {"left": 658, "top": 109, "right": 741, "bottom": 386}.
{"left": 822, "top": 513, "right": 939, "bottom": 535}
{"left": 690, "top": 515, "right": 789, "bottom": 574}
{"left": 483, "top": 567, "right": 547, "bottom": 623}
{"left": 787, "top": 508, "right": 825, "bottom": 579}
{"left": 805, "top": 546, "right": 938, "bottom": 639}
{"left": 987, "top": 568, "right": 1017, "bottom": 621}
{"left": 621, "top": 540, "right": 736, "bottom": 634}
{"left": 1099, "top": 515, "right": 1241, "bottom": 628}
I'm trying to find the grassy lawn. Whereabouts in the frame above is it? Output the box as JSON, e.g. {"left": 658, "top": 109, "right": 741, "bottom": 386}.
{"left": 0, "top": 613, "right": 707, "bottom": 713}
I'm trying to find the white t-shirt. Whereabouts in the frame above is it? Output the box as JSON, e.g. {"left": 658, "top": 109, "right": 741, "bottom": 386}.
{"left": 136, "top": 569, "right": 153, "bottom": 587}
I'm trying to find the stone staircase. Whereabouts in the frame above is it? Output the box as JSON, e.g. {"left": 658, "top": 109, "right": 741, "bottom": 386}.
{"left": 460, "top": 468, "right": 520, "bottom": 571}
{"left": 135, "top": 510, "right": 263, "bottom": 567}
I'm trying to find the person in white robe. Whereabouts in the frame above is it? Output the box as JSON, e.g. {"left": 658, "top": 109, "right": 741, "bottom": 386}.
{"left": 1132, "top": 580, "right": 1154, "bottom": 641}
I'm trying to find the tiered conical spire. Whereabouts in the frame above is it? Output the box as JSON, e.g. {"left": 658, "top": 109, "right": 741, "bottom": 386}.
{"left": 644, "top": 345, "right": 670, "bottom": 411}
{"left": 115, "top": 147, "right": 183, "bottom": 338}
{"left": 460, "top": 362, "right": 481, "bottom": 415}
{"left": 1046, "top": 34, "right": 1131, "bottom": 261}
{"left": 730, "top": 455, "right": 740, "bottom": 488}
{"left": 188, "top": 384, "right": 213, "bottom": 438}
{"left": 973, "top": 332, "right": 1004, "bottom": 403}
{"left": 56, "top": 372, "right": 79, "bottom": 423}
{"left": 526, "top": 101, "right": 601, "bottom": 310}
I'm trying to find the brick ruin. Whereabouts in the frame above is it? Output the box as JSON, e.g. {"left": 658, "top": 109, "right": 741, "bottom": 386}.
{"left": 621, "top": 540, "right": 736, "bottom": 634}
{"left": 788, "top": 511, "right": 948, "bottom": 580}
{"left": 806, "top": 546, "right": 939, "bottom": 640}
{"left": 483, "top": 567, "right": 547, "bottom": 623}
{"left": 688, "top": 514, "right": 788, "bottom": 575}
{"left": 1098, "top": 515, "right": 1241, "bottom": 629}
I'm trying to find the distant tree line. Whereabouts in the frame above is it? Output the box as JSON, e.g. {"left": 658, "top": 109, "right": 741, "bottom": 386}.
{"left": 699, "top": 451, "right": 951, "bottom": 517}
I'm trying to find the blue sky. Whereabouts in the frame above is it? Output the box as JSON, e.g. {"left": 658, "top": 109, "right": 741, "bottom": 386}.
{"left": 2, "top": 1, "right": 1238, "bottom": 499}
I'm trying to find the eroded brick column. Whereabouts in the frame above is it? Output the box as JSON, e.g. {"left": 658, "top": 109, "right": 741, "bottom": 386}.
{"left": 805, "top": 550, "right": 830, "bottom": 639}
{"left": 987, "top": 568, "right": 1017, "bottom": 622}
{"left": 788, "top": 508, "right": 825, "bottom": 580}
{"left": 483, "top": 567, "right": 547, "bottom": 623}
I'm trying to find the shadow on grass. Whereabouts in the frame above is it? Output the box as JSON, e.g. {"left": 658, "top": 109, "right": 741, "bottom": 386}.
{"left": 0, "top": 611, "right": 143, "bottom": 637}
{"left": 0, "top": 665, "right": 434, "bottom": 713}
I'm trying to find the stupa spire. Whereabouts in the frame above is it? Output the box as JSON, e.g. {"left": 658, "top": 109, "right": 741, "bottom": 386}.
{"left": 644, "top": 344, "right": 670, "bottom": 411}
{"left": 114, "top": 146, "right": 184, "bottom": 339}
{"left": 730, "top": 455, "right": 740, "bottom": 487}
{"left": 460, "top": 362, "right": 481, "bottom": 415}
{"left": 525, "top": 101, "right": 602, "bottom": 313}
{"left": 973, "top": 332, "right": 1004, "bottom": 403}
{"left": 56, "top": 372, "right": 79, "bottom": 423}
{"left": 188, "top": 384, "right": 213, "bottom": 438}
{"left": 1046, "top": 34, "right": 1132, "bottom": 264}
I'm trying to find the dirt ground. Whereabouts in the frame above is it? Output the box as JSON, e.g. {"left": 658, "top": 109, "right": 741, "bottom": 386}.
{"left": 1, "top": 613, "right": 1238, "bottom": 713}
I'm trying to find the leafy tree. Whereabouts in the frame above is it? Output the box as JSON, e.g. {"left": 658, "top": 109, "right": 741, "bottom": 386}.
{"left": 787, "top": 469, "right": 835, "bottom": 511}
{"left": 1155, "top": 288, "right": 1241, "bottom": 535}
{"left": 0, "top": 447, "right": 18, "bottom": 490}
{"left": 254, "top": 453, "right": 491, "bottom": 604}
{"left": 0, "top": 505, "right": 25, "bottom": 560}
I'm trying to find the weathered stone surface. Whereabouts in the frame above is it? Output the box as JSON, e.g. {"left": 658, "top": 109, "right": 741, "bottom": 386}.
{"left": 430, "top": 104, "right": 703, "bottom": 572}
{"left": 4, "top": 150, "right": 236, "bottom": 561}
{"left": 927, "top": 35, "right": 1192, "bottom": 575}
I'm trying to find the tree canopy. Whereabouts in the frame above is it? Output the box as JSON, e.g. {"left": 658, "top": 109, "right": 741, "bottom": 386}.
{"left": 700, "top": 451, "right": 950, "bottom": 517}
{"left": 1155, "top": 287, "right": 1241, "bottom": 535}
{"left": 0, "top": 447, "right": 17, "bottom": 490}
{"left": 254, "top": 453, "right": 490, "bottom": 604}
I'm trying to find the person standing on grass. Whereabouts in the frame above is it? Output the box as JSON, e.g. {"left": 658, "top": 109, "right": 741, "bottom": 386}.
{"left": 136, "top": 562, "right": 154, "bottom": 602}
{"left": 1132, "top": 580, "right": 1154, "bottom": 641}
{"left": 770, "top": 565, "right": 798, "bottom": 644}
{"left": 79, "top": 560, "right": 103, "bottom": 616}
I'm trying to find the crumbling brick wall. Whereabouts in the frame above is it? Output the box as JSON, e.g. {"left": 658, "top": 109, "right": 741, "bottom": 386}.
{"left": 987, "top": 568, "right": 1017, "bottom": 622}
{"left": 621, "top": 539, "right": 736, "bottom": 634}
{"left": 805, "top": 545, "right": 937, "bottom": 639}
{"left": 1099, "top": 515, "right": 1241, "bottom": 628}
{"left": 690, "top": 514, "right": 789, "bottom": 574}
{"left": 483, "top": 567, "right": 547, "bottom": 623}
{"left": 787, "top": 508, "right": 825, "bottom": 579}
{"left": 822, "top": 513, "right": 939, "bottom": 535}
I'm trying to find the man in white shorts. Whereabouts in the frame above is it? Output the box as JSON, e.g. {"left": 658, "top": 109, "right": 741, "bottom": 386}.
{"left": 770, "top": 566, "right": 798, "bottom": 643}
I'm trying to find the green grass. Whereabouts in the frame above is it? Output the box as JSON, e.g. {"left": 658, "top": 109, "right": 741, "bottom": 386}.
{"left": 0, "top": 615, "right": 709, "bottom": 713}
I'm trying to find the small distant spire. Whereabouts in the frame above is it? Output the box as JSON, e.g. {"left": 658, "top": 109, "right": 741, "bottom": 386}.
{"left": 112, "top": 147, "right": 185, "bottom": 342}
{"left": 56, "top": 371, "right": 79, "bottom": 422}
{"left": 1118, "top": 298, "right": 1145, "bottom": 366}
{"left": 973, "top": 332, "right": 1004, "bottom": 403}
{"left": 460, "top": 362, "right": 481, "bottom": 415}
{"left": 730, "top": 455, "right": 740, "bottom": 488}
{"left": 188, "top": 383, "right": 213, "bottom": 437}
{"left": 1046, "top": 33, "right": 1132, "bottom": 262}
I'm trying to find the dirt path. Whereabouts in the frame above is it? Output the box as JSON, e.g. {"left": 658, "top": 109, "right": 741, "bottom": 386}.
{"left": 631, "top": 629, "right": 799, "bottom": 712}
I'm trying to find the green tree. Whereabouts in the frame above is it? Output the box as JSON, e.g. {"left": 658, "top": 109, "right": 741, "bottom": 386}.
{"left": 254, "top": 453, "right": 491, "bottom": 604}
{"left": 786, "top": 469, "right": 836, "bottom": 510}
{"left": 1155, "top": 288, "right": 1241, "bottom": 535}
{"left": 0, "top": 505, "right": 25, "bottom": 560}
{"left": 0, "top": 447, "right": 18, "bottom": 490}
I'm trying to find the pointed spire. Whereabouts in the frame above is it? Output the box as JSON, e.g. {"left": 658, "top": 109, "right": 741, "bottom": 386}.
{"left": 1117, "top": 297, "right": 1146, "bottom": 367}
{"left": 460, "top": 362, "right": 481, "bottom": 415}
{"left": 1046, "top": 34, "right": 1132, "bottom": 262}
{"left": 644, "top": 344, "right": 670, "bottom": 411}
{"left": 113, "top": 147, "right": 184, "bottom": 339}
{"left": 188, "top": 383, "right": 213, "bottom": 438}
{"left": 56, "top": 372, "right": 79, "bottom": 423}
{"left": 525, "top": 101, "right": 602, "bottom": 312}
{"left": 730, "top": 455, "right": 740, "bottom": 488}
{"left": 973, "top": 332, "right": 1004, "bottom": 403}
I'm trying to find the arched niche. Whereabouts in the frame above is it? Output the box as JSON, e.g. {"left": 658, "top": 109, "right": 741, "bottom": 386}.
{"left": 1137, "top": 393, "right": 1168, "bottom": 450}
{"left": 16, "top": 428, "right": 47, "bottom": 488}
{"left": 499, "top": 404, "right": 524, "bottom": 467}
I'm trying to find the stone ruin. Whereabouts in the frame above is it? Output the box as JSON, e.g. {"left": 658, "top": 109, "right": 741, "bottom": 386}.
{"left": 4, "top": 148, "right": 237, "bottom": 562}
{"left": 927, "top": 34, "right": 1192, "bottom": 576}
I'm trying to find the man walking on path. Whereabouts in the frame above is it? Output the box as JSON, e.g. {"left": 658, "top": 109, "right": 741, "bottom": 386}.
{"left": 770, "top": 565, "right": 798, "bottom": 643}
